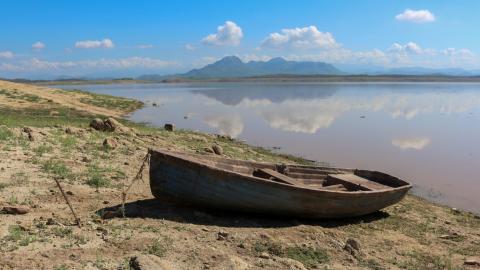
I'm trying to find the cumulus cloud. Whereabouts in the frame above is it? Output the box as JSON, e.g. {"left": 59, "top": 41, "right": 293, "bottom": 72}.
{"left": 443, "top": 48, "right": 474, "bottom": 58}
{"left": 0, "top": 51, "right": 14, "bottom": 59}
{"left": 32, "top": 42, "right": 46, "bottom": 50}
{"left": 395, "top": 9, "right": 436, "bottom": 23}
{"left": 75, "top": 38, "right": 115, "bottom": 49}
{"left": 0, "top": 57, "right": 175, "bottom": 72}
{"left": 261, "top": 26, "right": 338, "bottom": 50}
{"left": 389, "top": 42, "right": 423, "bottom": 54}
{"left": 202, "top": 21, "right": 243, "bottom": 46}
{"left": 392, "top": 137, "right": 431, "bottom": 150}
{"left": 204, "top": 115, "right": 244, "bottom": 138}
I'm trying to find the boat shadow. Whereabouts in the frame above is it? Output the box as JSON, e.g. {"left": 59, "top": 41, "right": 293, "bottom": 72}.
{"left": 97, "top": 198, "right": 390, "bottom": 228}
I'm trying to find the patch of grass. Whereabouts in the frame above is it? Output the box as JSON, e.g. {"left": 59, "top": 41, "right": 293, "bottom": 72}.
{"left": 4, "top": 225, "right": 38, "bottom": 247}
{"left": 53, "top": 265, "right": 68, "bottom": 270}
{"left": 71, "top": 90, "right": 143, "bottom": 112}
{"left": 284, "top": 246, "right": 329, "bottom": 268}
{"left": 7, "top": 195, "right": 18, "bottom": 204}
{"left": 52, "top": 227, "right": 73, "bottom": 238}
{"left": 398, "top": 250, "right": 456, "bottom": 270}
{"left": 253, "top": 241, "right": 329, "bottom": 267}
{"left": 0, "top": 183, "right": 8, "bottom": 190}
{"left": 33, "top": 143, "right": 54, "bottom": 157}
{"left": 85, "top": 164, "right": 111, "bottom": 188}
{"left": 253, "top": 241, "right": 284, "bottom": 256}
{"left": 42, "top": 159, "right": 72, "bottom": 179}
{"left": 0, "top": 126, "right": 14, "bottom": 141}
{"left": 146, "top": 237, "right": 173, "bottom": 258}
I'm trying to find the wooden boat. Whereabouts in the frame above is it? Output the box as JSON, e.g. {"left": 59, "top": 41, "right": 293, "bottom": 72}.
{"left": 149, "top": 149, "right": 412, "bottom": 218}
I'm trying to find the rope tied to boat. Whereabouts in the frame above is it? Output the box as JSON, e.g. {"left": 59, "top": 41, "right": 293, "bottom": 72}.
{"left": 121, "top": 150, "right": 151, "bottom": 218}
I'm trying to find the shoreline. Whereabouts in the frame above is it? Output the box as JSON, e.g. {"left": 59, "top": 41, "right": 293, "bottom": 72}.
{"left": 0, "top": 80, "right": 479, "bottom": 269}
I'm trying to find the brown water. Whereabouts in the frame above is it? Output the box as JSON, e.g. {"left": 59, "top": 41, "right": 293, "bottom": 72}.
{"left": 57, "top": 82, "right": 480, "bottom": 213}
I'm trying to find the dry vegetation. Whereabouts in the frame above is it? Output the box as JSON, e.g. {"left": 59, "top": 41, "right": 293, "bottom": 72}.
{"left": 0, "top": 80, "right": 479, "bottom": 270}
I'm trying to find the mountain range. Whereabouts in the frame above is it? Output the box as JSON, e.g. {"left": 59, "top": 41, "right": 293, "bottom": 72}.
{"left": 138, "top": 56, "right": 342, "bottom": 80}
{"left": 137, "top": 56, "right": 480, "bottom": 81}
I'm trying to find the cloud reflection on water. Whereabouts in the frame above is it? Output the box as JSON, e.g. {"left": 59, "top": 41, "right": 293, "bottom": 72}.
{"left": 194, "top": 87, "right": 480, "bottom": 134}
{"left": 204, "top": 114, "right": 244, "bottom": 138}
{"left": 392, "top": 137, "right": 431, "bottom": 150}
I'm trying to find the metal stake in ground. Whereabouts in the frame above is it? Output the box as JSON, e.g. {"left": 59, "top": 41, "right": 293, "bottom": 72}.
{"left": 53, "top": 176, "right": 81, "bottom": 227}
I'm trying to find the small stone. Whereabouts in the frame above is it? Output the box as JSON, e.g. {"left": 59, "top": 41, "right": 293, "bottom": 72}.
{"left": 81, "top": 156, "right": 91, "bottom": 163}
{"left": 164, "top": 123, "right": 175, "bottom": 132}
{"left": 65, "top": 127, "right": 75, "bottom": 134}
{"left": 217, "top": 231, "right": 229, "bottom": 240}
{"left": 104, "top": 118, "right": 123, "bottom": 132}
{"left": 90, "top": 118, "right": 106, "bottom": 131}
{"left": 129, "top": 254, "right": 173, "bottom": 270}
{"left": 46, "top": 218, "right": 57, "bottom": 225}
{"left": 344, "top": 238, "right": 361, "bottom": 256}
{"left": 451, "top": 208, "right": 461, "bottom": 214}
{"left": 204, "top": 147, "right": 214, "bottom": 153}
{"left": 27, "top": 132, "right": 35, "bottom": 142}
{"left": 465, "top": 257, "right": 480, "bottom": 266}
{"left": 259, "top": 252, "right": 270, "bottom": 259}
{"left": 1, "top": 206, "right": 30, "bottom": 215}
{"left": 22, "top": 127, "right": 33, "bottom": 133}
{"left": 212, "top": 145, "right": 223, "bottom": 155}
{"left": 103, "top": 138, "right": 118, "bottom": 149}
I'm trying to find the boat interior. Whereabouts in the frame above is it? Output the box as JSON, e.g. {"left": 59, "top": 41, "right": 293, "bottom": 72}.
{"left": 164, "top": 151, "right": 410, "bottom": 192}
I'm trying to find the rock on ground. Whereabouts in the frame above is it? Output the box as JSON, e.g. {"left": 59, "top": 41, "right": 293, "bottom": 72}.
{"left": 129, "top": 254, "right": 174, "bottom": 270}
{"left": 212, "top": 144, "right": 223, "bottom": 155}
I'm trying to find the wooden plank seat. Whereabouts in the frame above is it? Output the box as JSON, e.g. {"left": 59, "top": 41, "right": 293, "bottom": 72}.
{"left": 254, "top": 168, "right": 348, "bottom": 191}
{"left": 326, "top": 173, "right": 390, "bottom": 191}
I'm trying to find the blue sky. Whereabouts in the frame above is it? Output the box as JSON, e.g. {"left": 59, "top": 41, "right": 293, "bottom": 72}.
{"left": 1, "top": 0, "right": 479, "bottom": 78}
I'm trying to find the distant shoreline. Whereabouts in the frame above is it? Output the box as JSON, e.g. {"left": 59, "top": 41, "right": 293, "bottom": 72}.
{"left": 7, "top": 74, "right": 480, "bottom": 86}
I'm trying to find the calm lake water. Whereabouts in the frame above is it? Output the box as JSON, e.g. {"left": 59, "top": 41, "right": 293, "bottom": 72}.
{"left": 56, "top": 82, "right": 480, "bottom": 213}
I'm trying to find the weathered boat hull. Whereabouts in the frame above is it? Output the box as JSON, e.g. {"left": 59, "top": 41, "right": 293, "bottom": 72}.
{"left": 149, "top": 149, "right": 411, "bottom": 219}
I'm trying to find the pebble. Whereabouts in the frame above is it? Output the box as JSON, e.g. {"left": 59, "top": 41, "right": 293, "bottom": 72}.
{"left": 1, "top": 206, "right": 30, "bottom": 215}
{"left": 259, "top": 252, "right": 270, "bottom": 259}
{"left": 212, "top": 145, "right": 223, "bottom": 155}
{"left": 164, "top": 123, "right": 175, "bottom": 131}
{"left": 464, "top": 257, "right": 480, "bottom": 266}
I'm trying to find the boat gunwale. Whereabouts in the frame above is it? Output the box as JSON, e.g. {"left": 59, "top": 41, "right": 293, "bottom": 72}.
{"left": 149, "top": 148, "right": 413, "bottom": 195}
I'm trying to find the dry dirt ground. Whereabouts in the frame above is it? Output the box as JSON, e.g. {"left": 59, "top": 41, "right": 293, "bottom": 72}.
{"left": 0, "top": 80, "right": 479, "bottom": 270}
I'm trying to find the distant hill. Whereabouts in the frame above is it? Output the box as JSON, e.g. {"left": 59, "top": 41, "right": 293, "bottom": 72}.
{"left": 138, "top": 56, "right": 341, "bottom": 80}
{"left": 183, "top": 56, "right": 341, "bottom": 78}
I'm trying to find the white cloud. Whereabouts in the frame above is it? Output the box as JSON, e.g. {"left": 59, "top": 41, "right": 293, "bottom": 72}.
{"left": 184, "top": 44, "right": 196, "bottom": 51}
{"left": 395, "top": 9, "right": 435, "bottom": 23}
{"left": 137, "top": 44, "right": 154, "bottom": 49}
{"left": 443, "top": 48, "right": 474, "bottom": 58}
{"left": 0, "top": 51, "right": 14, "bottom": 59}
{"left": 32, "top": 42, "right": 46, "bottom": 50}
{"left": 261, "top": 26, "right": 338, "bottom": 50}
{"left": 0, "top": 57, "right": 176, "bottom": 72}
{"left": 75, "top": 38, "right": 115, "bottom": 49}
{"left": 202, "top": 21, "right": 243, "bottom": 46}
{"left": 389, "top": 42, "right": 423, "bottom": 54}
{"left": 392, "top": 137, "right": 431, "bottom": 150}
